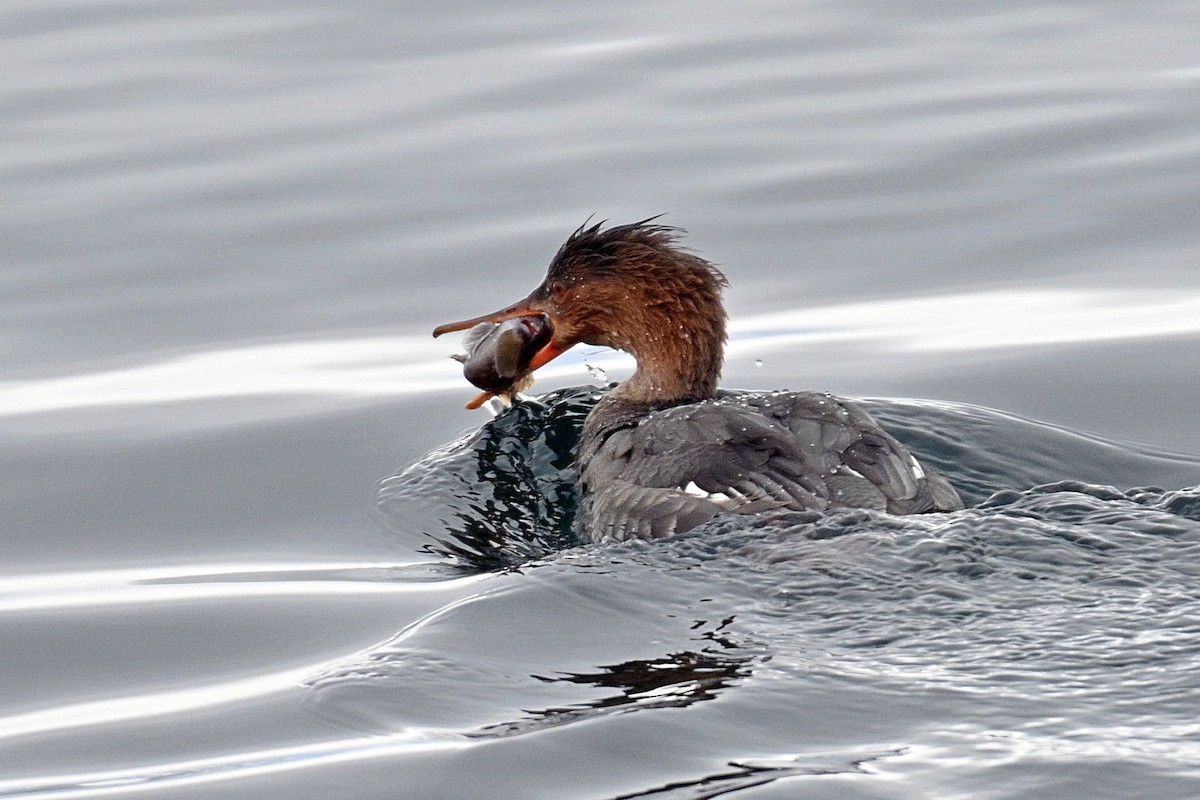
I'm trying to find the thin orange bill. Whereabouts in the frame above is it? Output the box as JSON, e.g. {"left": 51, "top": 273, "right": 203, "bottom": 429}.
{"left": 432, "top": 295, "right": 541, "bottom": 338}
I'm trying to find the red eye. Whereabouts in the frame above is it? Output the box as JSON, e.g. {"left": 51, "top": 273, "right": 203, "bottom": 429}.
{"left": 550, "top": 280, "right": 567, "bottom": 299}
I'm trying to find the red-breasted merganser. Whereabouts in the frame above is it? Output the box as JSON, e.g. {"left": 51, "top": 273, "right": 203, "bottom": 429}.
{"left": 433, "top": 220, "right": 963, "bottom": 541}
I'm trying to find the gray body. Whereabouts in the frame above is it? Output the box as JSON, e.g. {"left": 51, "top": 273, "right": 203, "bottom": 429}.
{"left": 578, "top": 391, "right": 963, "bottom": 542}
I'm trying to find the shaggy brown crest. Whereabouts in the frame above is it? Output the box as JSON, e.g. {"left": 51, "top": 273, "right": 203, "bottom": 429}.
{"left": 433, "top": 218, "right": 730, "bottom": 406}
{"left": 540, "top": 219, "right": 729, "bottom": 405}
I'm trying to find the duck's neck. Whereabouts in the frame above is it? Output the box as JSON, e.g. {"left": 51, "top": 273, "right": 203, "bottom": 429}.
{"left": 603, "top": 306, "right": 726, "bottom": 408}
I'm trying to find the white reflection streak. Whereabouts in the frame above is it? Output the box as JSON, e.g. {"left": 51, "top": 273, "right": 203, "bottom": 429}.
{"left": 0, "top": 664, "right": 316, "bottom": 743}
{"left": 543, "top": 36, "right": 662, "bottom": 59}
{"left": 2, "top": 288, "right": 1199, "bottom": 418}
{"left": 0, "top": 335, "right": 451, "bottom": 417}
{"left": 0, "top": 562, "right": 485, "bottom": 613}
{"left": 730, "top": 289, "right": 1200, "bottom": 353}
{"left": 0, "top": 729, "right": 468, "bottom": 800}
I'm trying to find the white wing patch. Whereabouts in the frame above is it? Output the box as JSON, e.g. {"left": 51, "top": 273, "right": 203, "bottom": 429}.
{"left": 683, "top": 481, "right": 732, "bottom": 504}
{"left": 907, "top": 454, "right": 926, "bottom": 480}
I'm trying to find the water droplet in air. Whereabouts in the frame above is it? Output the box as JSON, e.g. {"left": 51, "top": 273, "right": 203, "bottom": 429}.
{"left": 754, "top": 359, "right": 764, "bottom": 367}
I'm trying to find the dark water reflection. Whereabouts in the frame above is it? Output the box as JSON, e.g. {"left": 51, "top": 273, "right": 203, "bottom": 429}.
{"left": 377, "top": 387, "right": 596, "bottom": 568}
{"left": 4, "top": 0, "right": 1200, "bottom": 798}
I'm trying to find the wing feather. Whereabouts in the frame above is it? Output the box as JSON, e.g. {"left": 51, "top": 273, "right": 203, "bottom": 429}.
{"left": 577, "top": 391, "right": 962, "bottom": 541}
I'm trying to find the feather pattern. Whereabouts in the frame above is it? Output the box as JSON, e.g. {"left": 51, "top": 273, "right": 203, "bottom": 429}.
{"left": 579, "top": 391, "right": 963, "bottom": 542}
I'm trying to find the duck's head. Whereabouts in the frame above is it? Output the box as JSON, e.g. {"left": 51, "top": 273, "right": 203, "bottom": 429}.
{"left": 434, "top": 219, "right": 729, "bottom": 405}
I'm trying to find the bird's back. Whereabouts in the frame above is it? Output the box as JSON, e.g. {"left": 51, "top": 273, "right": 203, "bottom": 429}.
{"left": 578, "top": 391, "right": 963, "bottom": 542}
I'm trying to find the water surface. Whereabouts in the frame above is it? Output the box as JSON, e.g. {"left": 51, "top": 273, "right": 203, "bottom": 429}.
{"left": 2, "top": 1, "right": 1199, "bottom": 798}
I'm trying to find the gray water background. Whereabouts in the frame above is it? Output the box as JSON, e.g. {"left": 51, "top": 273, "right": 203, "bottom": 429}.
{"left": 2, "top": 1, "right": 1200, "bottom": 798}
